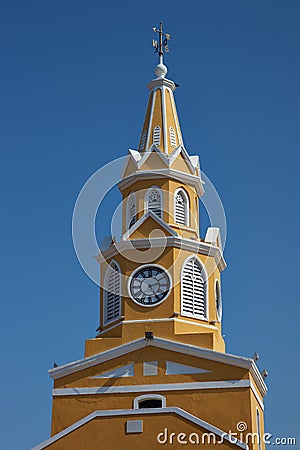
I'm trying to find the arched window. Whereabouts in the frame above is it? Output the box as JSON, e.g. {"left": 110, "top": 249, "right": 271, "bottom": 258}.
{"left": 181, "top": 256, "right": 207, "bottom": 319}
{"left": 215, "top": 279, "right": 222, "bottom": 321}
{"left": 169, "top": 126, "right": 177, "bottom": 148}
{"left": 126, "top": 192, "right": 136, "bottom": 229}
{"left": 139, "top": 129, "right": 147, "bottom": 151}
{"left": 153, "top": 126, "right": 161, "bottom": 146}
{"left": 103, "top": 261, "right": 121, "bottom": 325}
{"left": 145, "top": 186, "right": 162, "bottom": 219}
{"left": 133, "top": 394, "right": 166, "bottom": 409}
{"left": 174, "top": 188, "right": 189, "bottom": 226}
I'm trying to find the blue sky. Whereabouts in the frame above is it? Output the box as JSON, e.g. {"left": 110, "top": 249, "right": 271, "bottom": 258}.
{"left": 1, "top": 1, "right": 299, "bottom": 448}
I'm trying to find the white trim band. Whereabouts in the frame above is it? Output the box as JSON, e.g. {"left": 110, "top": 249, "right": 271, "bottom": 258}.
{"left": 53, "top": 379, "right": 251, "bottom": 396}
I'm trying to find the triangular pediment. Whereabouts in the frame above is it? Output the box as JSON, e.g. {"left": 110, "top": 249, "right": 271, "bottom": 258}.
{"left": 138, "top": 146, "right": 169, "bottom": 171}
{"left": 122, "top": 156, "right": 138, "bottom": 179}
{"left": 49, "top": 337, "right": 267, "bottom": 399}
{"left": 122, "top": 211, "right": 178, "bottom": 240}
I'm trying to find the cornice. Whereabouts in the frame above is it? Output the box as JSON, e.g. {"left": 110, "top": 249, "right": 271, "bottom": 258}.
{"left": 118, "top": 168, "right": 204, "bottom": 197}
{"left": 147, "top": 77, "right": 176, "bottom": 92}
{"left": 48, "top": 336, "right": 267, "bottom": 399}
{"left": 96, "top": 236, "right": 226, "bottom": 272}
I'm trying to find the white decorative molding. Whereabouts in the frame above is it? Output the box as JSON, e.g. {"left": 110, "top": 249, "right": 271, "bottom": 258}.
{"left": 250, "top": 381, "right": 264, "bottom": 411}
{"left": 190, "top": 155, "right": 199, "bottom": 169}
{"left": 169, "top": 87, "right": 183, "bottom": 146}
{"left": 122, "top": 211, "right": 178, "bottom": 241}
{"left": 145, "top": 89, "right": 156, "bottom": 152}
{"left": 168, "top": 145, "right": 197, "bottom": 174}
{"left": 119, "top": 168, "right": 204, "bottom": 197}
{"left": 133, "top": 394, "right": 166, "bottom": 409}
{"left": 49, "top": 336, "right": 267, "bottom": 398}
{"left": 52, "top": 380, "right": 250, "bottom": 397}
{"left": 137, "top": 145, "right": 169, "bottom": 169}
{"left": 166, "top": 361, "right": 211, "bottom": 375}
{"left": 31, "top": 407, "right": 247, "bottom": 450}
{"left": 97, "top": 235, "right": 226, "bottom": 273}
{"left": 161, "top": 86, "right": 168, "bottom": 154}
{"left": 205, "top": 227, "right": 222, "bottom": 250}
{"left": 143, "top": 361, "right": 158, "bottom": 376}
{"left": 147, "top": 77, "right": 176, "bottom": 92}
{"left": 89, "top": 363, "right": 134, "bottom": 379}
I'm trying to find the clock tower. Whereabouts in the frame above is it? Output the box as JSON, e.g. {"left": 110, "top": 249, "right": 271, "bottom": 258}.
{"left": 33, "top": 24, "right": 267, "bottom": 450}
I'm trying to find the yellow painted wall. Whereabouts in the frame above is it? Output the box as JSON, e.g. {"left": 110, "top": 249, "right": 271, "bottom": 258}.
{"left": 48, "top": 412, "right": 250, "bottom": 450}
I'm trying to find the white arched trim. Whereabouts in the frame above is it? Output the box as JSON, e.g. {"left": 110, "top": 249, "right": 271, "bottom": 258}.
{"left": 215, "top": 279, "right": 222, "bottom": 322}
{"left": 145, "top": 185, "right": 163, "bottom": 219}
{"left": 133, "top": 394, "right": 166, "bottom": 409}
{"left": 103, "top": 260, "right": 122, "bottom": 326}
{"left": 181, "top": 255, "right": 208, "bottom": 320}
{"left": 126, "top": 191, "right": 136, "bottom": 229}
{"left": 174, "top": 187, "right": 190, "bottom": 226}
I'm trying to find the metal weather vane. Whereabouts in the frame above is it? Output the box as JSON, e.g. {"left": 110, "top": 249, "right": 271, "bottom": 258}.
{"left": 152, "top": 22, "right": 171, "bottom": 64}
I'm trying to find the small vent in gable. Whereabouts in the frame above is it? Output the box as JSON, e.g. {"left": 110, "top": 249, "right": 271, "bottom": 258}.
{"left": 169, "top": 126, "right": 177, "bottom": 147}
{"left": 153, "top": 126, "right": 161, "bottom": 146}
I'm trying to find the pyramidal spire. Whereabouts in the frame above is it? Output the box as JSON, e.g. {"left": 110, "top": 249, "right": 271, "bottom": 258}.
{"left": 138, "top": 23, "right": 184, "bottom": 155}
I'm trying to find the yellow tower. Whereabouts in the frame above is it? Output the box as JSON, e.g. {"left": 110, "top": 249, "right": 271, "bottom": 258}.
{"left": 33, "top": 24, "right": 267, "bottom": 450}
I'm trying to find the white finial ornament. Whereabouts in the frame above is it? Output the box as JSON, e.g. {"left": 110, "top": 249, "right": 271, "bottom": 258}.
{"left": 155, "top": 63, "right": 168, "bottom": 78}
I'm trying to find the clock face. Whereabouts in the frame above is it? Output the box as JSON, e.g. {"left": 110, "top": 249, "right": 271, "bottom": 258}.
{"left": 129, "top": 266, "right": 171, "bottom": 306}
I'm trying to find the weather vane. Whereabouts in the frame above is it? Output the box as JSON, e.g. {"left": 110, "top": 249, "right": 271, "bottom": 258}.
{"left": 152, "top": 22, "right": 171, "bottom": 64}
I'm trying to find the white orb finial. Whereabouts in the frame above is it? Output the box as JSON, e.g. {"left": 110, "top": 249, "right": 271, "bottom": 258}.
{"left": 155, "top": 63, "right": 168, "bottom": 78}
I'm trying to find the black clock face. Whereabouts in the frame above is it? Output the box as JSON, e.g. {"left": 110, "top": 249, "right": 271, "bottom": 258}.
{"left": 129, "top": 266, "right": 171, "bottom": 306}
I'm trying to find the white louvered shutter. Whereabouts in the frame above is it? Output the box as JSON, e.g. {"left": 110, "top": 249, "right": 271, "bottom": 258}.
{"left": 153, "top": 126, "right": 161, "bottom": 146}
{"left": 175, "top": 191, "right": 187, "bottom": 225}
{"left": 148, "top": 189, "right": 162, "bottom": 218}
{"left": 169, "top": 126, "right": 177, "bottom": 148}
{"left": 182, "top": 258, "right": 207, "bottom": 319}
{"left": 139, "top": 130, "right": 147, "bottom": 151}
{"left": 128, "top": 193, "right": 136, "bottom": 228}
{"left": 104, "top": 262, "right": 121, "bottom": 324}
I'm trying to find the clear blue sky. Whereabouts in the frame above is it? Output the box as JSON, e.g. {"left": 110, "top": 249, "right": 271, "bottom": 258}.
{"left": 1, "top": 1, "right": 299, "bottom": 449}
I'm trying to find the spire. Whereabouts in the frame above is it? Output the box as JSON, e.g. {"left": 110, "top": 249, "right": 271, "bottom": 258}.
{"left": 138, "top": 23, "right": 184, "bottom": 155}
